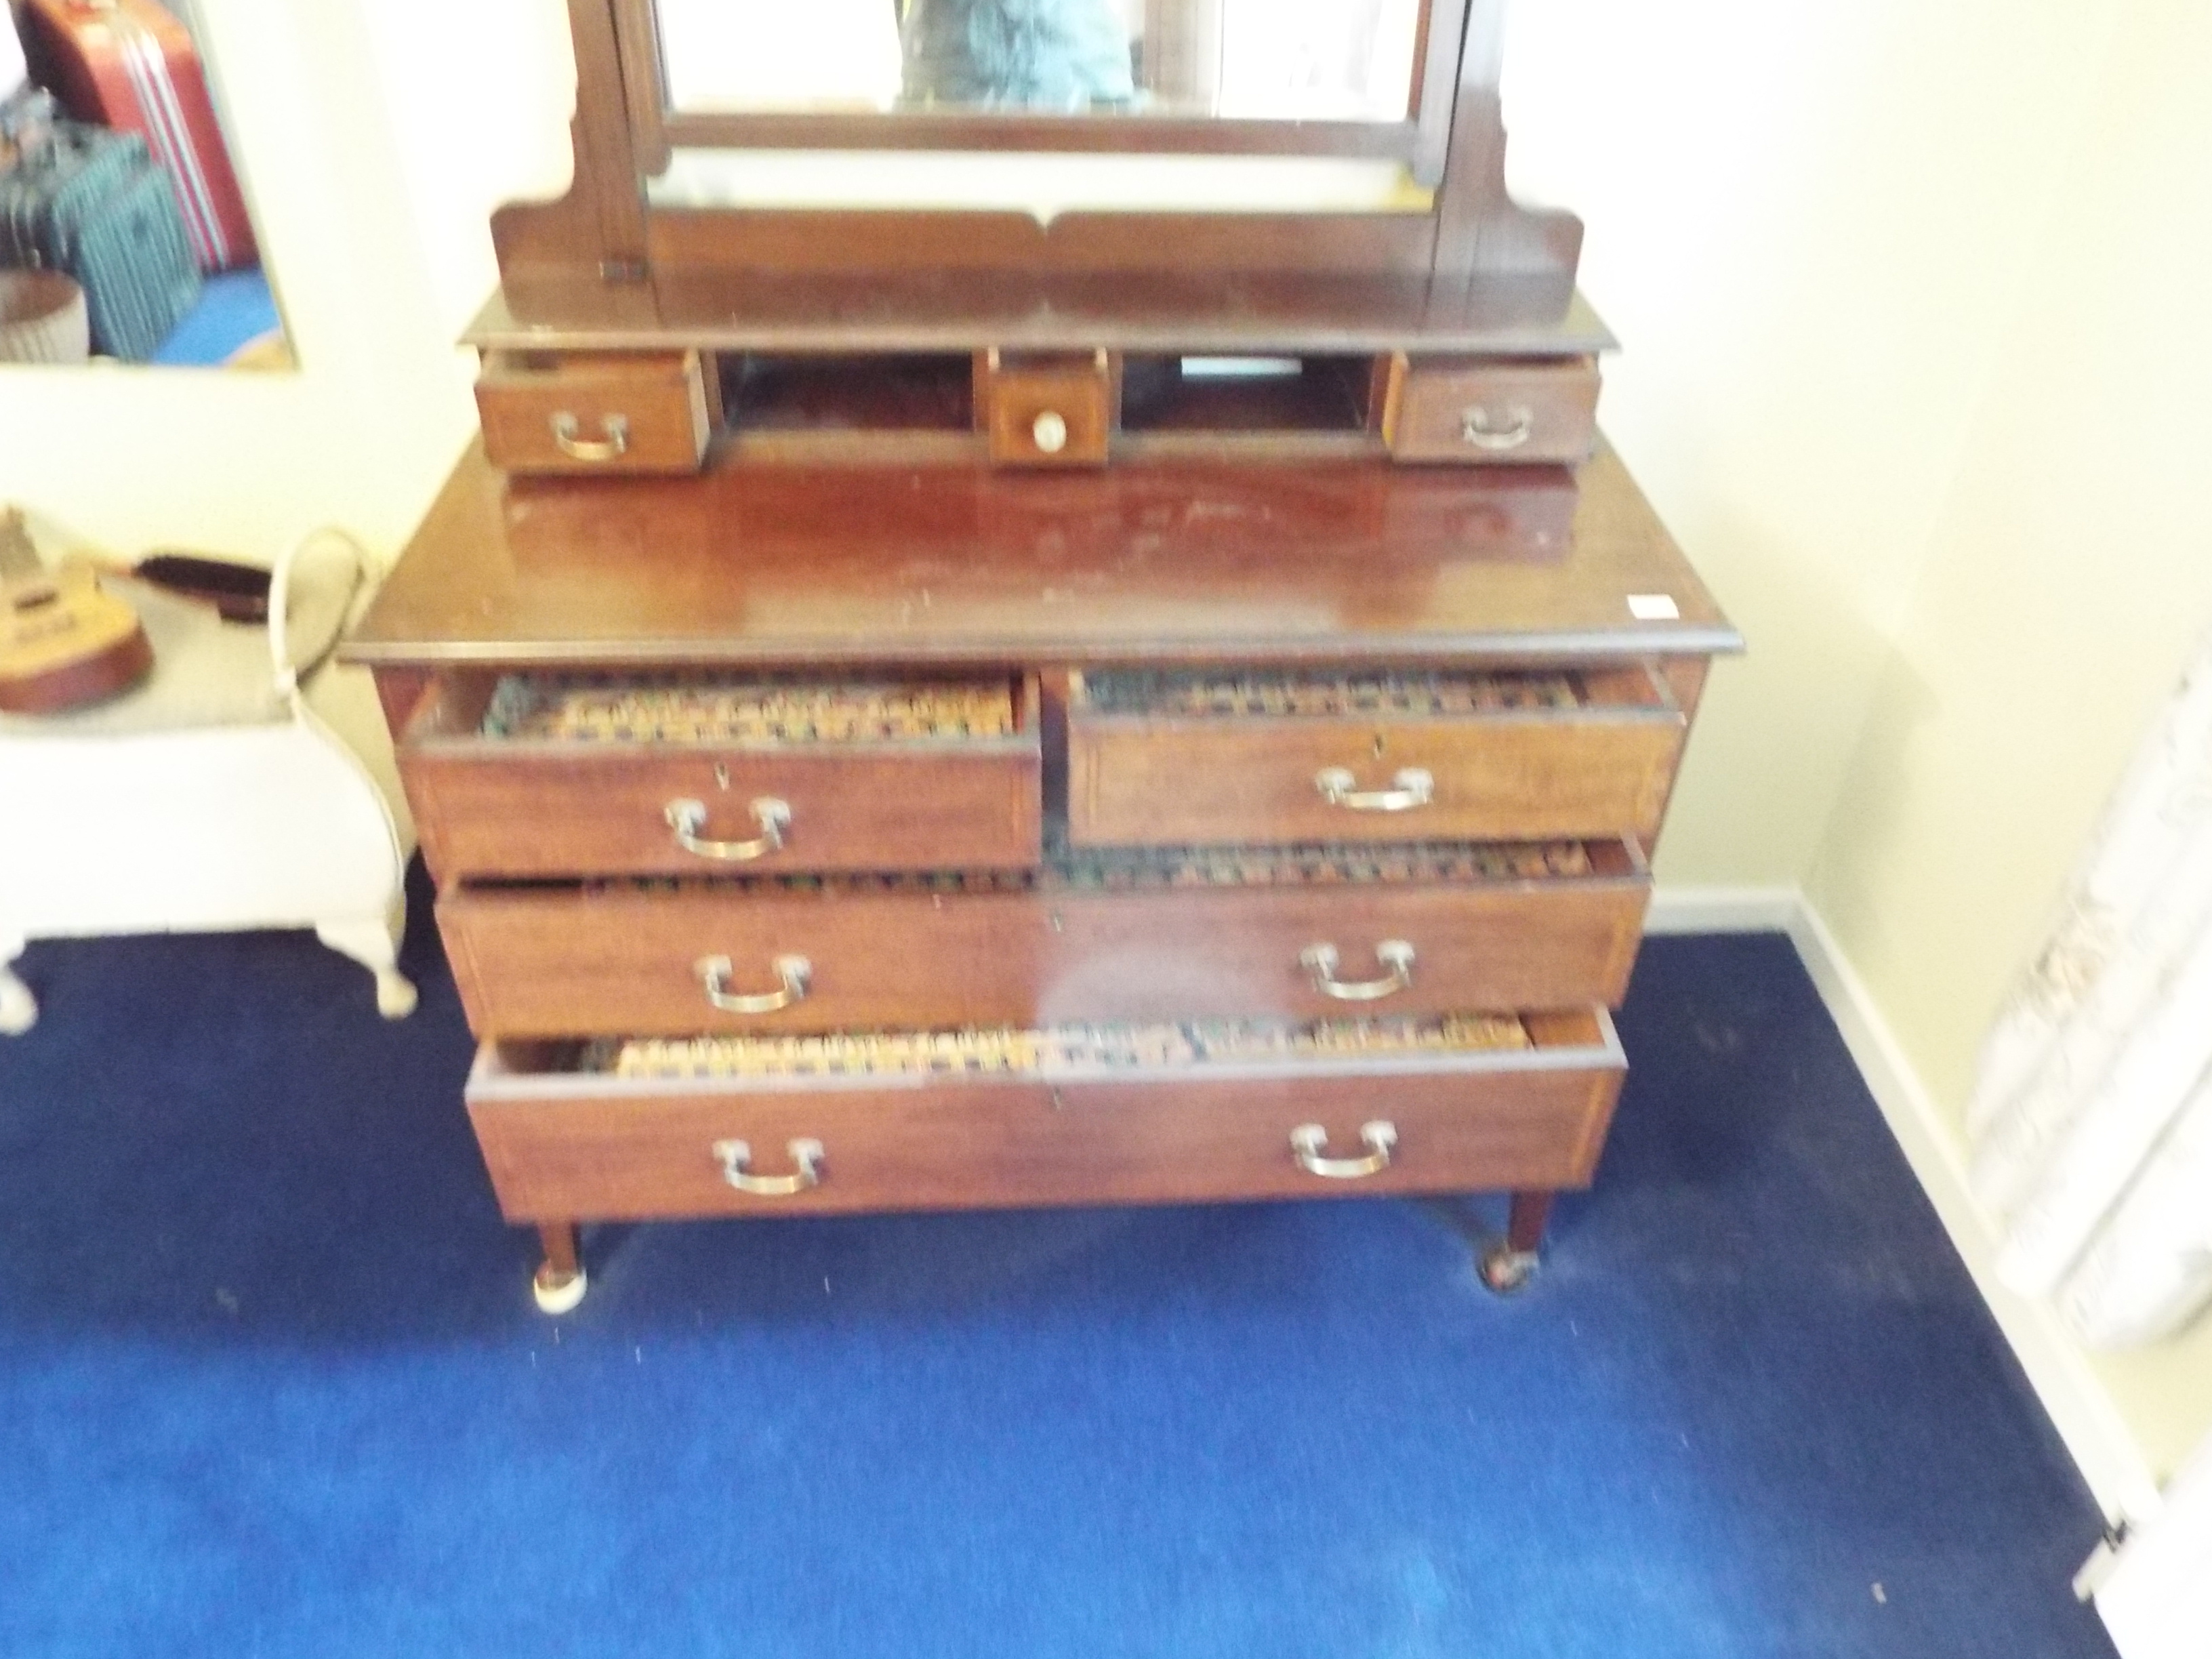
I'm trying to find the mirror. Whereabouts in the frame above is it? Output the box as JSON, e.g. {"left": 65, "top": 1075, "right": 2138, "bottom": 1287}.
{"left": 655, "top": 0, "right": 1426, "bottom": 123}
{"left": 1, "top": 0, "right": 291, "bottom": 371}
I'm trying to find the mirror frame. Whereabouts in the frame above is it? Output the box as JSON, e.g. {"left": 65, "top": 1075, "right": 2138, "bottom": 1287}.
{"left": 488, "top": 0, "right": 1582, "bottom": 318}
{"left": 617, "top": 0, "right": 1465, "bottom": 185}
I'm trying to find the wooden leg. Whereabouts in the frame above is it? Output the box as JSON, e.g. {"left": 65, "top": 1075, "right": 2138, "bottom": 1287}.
{"left": 1479, "top": 1189, "right": 1553, "bottom": 1296}
{"left": 1507, "top": 1189, "right": 1554, "bottom": 1254}
{"left": 0, "top": 931, "right": 34, "bottom": 1036}
{"left": 531, "top": 1223, "right": 587, "bottom": 1314}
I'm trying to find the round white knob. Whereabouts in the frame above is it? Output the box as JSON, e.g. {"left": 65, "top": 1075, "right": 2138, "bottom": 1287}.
{"left": 1031, "top": 411, "right": 1068, "bottom": 454}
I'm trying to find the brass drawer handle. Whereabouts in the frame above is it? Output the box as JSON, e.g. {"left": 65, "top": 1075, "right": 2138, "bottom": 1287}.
{"left": 712, "top": 1136, "right": 824, "bottom": 1196}
{"left": 1315, "top": 766, "right": 1433, "bottom": 813}
{"left": 697, "top": 954, "right": 811, "bottom": 1014}
{"left": 665, "top": 797, "right": 791, "bottom": 861}
{"left": 1290, "top": 1121, "right": 1398, "bottom": 1179}
{"left": 550, "top": 411, "right": 630, "bottom": 462}
{"left": 1300, "top": 940, "right": 1415, "bottom": 1001}
{"left": 1460, "top": 405, "right": 1534, "bottom": 451}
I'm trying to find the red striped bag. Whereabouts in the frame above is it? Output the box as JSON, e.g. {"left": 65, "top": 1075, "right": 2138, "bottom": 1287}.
{"left": 21, "top": 0, "right": 258, "bottom": 273}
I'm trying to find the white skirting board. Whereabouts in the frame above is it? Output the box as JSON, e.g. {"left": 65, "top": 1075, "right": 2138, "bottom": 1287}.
{"left": 1645, "top": 886, "right": 1800, "bottom": 935}
{"left": 1782, "top": 900, "right": 2167, "bottom": 1523}
{"left": 1648, "top": 884, "right": 2165, "bottom": 1524}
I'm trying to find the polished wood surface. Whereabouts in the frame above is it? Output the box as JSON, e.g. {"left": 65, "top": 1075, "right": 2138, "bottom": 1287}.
{"left": 475, "top": 349, "right": 709, "bottom": 475}
{"left": 1066, "top": 668, "right": 1687, "bottom": 847}
{"left": 398, "top": 674, "right": 1044, "bottom": 881}
{"left": 491, "top": 0, "right": 647, "bottom": 283}
{"left": 1382, "top": 355, "right": 1601, "bottom": 465}
{"left": 437, "top": 850, "right": 1649, "bottom": 1038}
{"left": 468, "top": 274, "right": 1615, "bottom": 359}
{"left": 1069, "top": 712, "right": 1685, "bottom": 846}
{"left": 1506, "top": 1187, "right": 1553, "bottom": 1253}
{"left": 467, "top": 1037, "right": 1625, "bottom": 1221}
{"left": 983, "top": 357, "right": 1113, "bottom": 468}
{"left": 346, "top": 444, "right": 1738, "bottom": 669}
{"left": 648, "top": 208, "right": 1443, "bottom": 281}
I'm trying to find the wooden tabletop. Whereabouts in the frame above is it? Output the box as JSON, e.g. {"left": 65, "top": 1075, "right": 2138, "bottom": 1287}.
{"left": 346, "top": 444, "right": 1739, "bottom": 670}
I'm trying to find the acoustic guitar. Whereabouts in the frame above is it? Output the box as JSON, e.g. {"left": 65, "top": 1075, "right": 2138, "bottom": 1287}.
{"left": 0, "top": 507, "right": 153, "bottom": 714}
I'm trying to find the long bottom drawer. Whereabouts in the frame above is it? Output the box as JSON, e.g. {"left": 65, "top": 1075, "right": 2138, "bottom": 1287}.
{"left": 465, "top": 1010, "right": 1624, "bottom": 1221}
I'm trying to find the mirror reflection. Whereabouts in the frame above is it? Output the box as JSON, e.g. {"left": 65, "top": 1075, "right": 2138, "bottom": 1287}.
{"left": 1, "top": 0, "right": 291, "bottom": 371}
{"left": 658, "top": 0, "right": 1425, "bottom": 122}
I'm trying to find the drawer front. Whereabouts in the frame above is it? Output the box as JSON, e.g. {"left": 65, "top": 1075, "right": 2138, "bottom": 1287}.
{"left": 399, "top": 673, "right": 1042, "bottom": 880}
{"left": 1383, "top": 355, "right": 1600, "bottom": 465}
{"left": 476, "top": 350, "right": 710, "bottom": 476}
{"left": 438, "top": 858, "right": 1650, "bottom": 1038}
{"left": 466, "top": 1029, "right": 1624, "bottom": 1221}
{"left": 1068, "top": 672, "right": 1685, "bottom": 848}
{"left": 984, "top": 358, "right": 1113, "bottom": 467}
{"left": 407, "top": 747, "right": 1041, "bottom": 879}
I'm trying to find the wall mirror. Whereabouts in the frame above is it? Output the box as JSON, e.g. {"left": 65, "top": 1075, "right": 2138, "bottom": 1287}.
{"left": 487, "top": 0, "right": 1589, "bottom": 340}
{"left": 657, "top": 0, "right": 1426, "bottom": 123}
{"left": 0, "top": 0, "right": 291, "bottom": 371}
{"left": 619, "top": 0, "right": 1462, "bottom": 184}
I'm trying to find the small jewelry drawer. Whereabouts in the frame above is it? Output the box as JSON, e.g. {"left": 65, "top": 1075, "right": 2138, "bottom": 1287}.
{"left": 464, "top": 1009, "right": 1625, "bottom": 1221}
{"left": 436, "top": 837, "right": 1650, "bottom": 1038}
{"left": 398, "top": 671, "right": 1042, "bottom": 879}
{"left": 1382, "top": 354, "right": 1600, "bottom": 465}
{"left": 1065, "top": 665, "right": 1686, "bottom": 848}
{"left": 475, "top": 349, "right": 714, "bottom": 476}
{"left": 979, "top": 349, "right": 1113, "bottom": 468}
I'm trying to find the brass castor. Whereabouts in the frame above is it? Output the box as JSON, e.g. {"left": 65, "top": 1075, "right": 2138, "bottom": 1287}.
{"left": 1478, "top": 1243, "right": 1541, "bottom": 1296}
{"left": 532, "top": 1261, "right": 588, "bottom": 1315}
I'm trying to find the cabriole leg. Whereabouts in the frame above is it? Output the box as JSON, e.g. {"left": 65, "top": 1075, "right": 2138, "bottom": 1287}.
{"left": 1479, "top": 1189, "right": 1554, "bottom": 1295}
{"left": 314, "top": 917, "right": 418, "bottom": 1019}
{"left": 532, "top": 1223, "right": 587, "bottom": 1314}
{"left": 0, "top": 930, "right": 34, "bottom": 1035}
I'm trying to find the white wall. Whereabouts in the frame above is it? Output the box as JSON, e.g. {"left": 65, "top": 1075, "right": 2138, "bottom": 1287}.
{"left": 1508, "top": 0, "right": 2212, "bottom": 1486}
{"left": 1802, "top": 0, "right": 2212, "bottom": 1483}
{"left": 1502, "top": 0, "right": 2128, "bottom": 890}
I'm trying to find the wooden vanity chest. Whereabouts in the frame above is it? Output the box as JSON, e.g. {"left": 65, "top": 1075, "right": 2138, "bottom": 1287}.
{"left": 345, "top": 0, "right": 1739, "bottom": 1309}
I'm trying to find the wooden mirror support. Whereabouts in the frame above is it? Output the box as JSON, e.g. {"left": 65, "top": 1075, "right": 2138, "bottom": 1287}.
{"left": 484, "top": 0, "right": 1587, "bottom": 352}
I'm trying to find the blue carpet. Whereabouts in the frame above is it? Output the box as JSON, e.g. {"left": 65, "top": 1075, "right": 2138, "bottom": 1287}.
{"left": 150, "top": 268, "right": 279, "bottom": 367}
{"left": 0, "top": 879, "right": 2116, "bottom": 1659}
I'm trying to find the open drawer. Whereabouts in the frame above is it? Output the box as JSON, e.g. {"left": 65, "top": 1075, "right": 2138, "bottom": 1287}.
{"left": 439, "top": 838, "right": 1650, "bottom": 1038}
{"left": 465, "top": 1010, "right": 1626, "bottom": 1221}
{"left": 1066, "top": 665, "right": 1686, "bottom": 848}
{"left": 399, "top": 671, "right": 1042, "bottom": 879}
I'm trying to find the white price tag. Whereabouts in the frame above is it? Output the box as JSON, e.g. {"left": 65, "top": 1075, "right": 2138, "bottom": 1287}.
{"left": 1628, "top": 593, "right": 1681, "bottom": 621}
